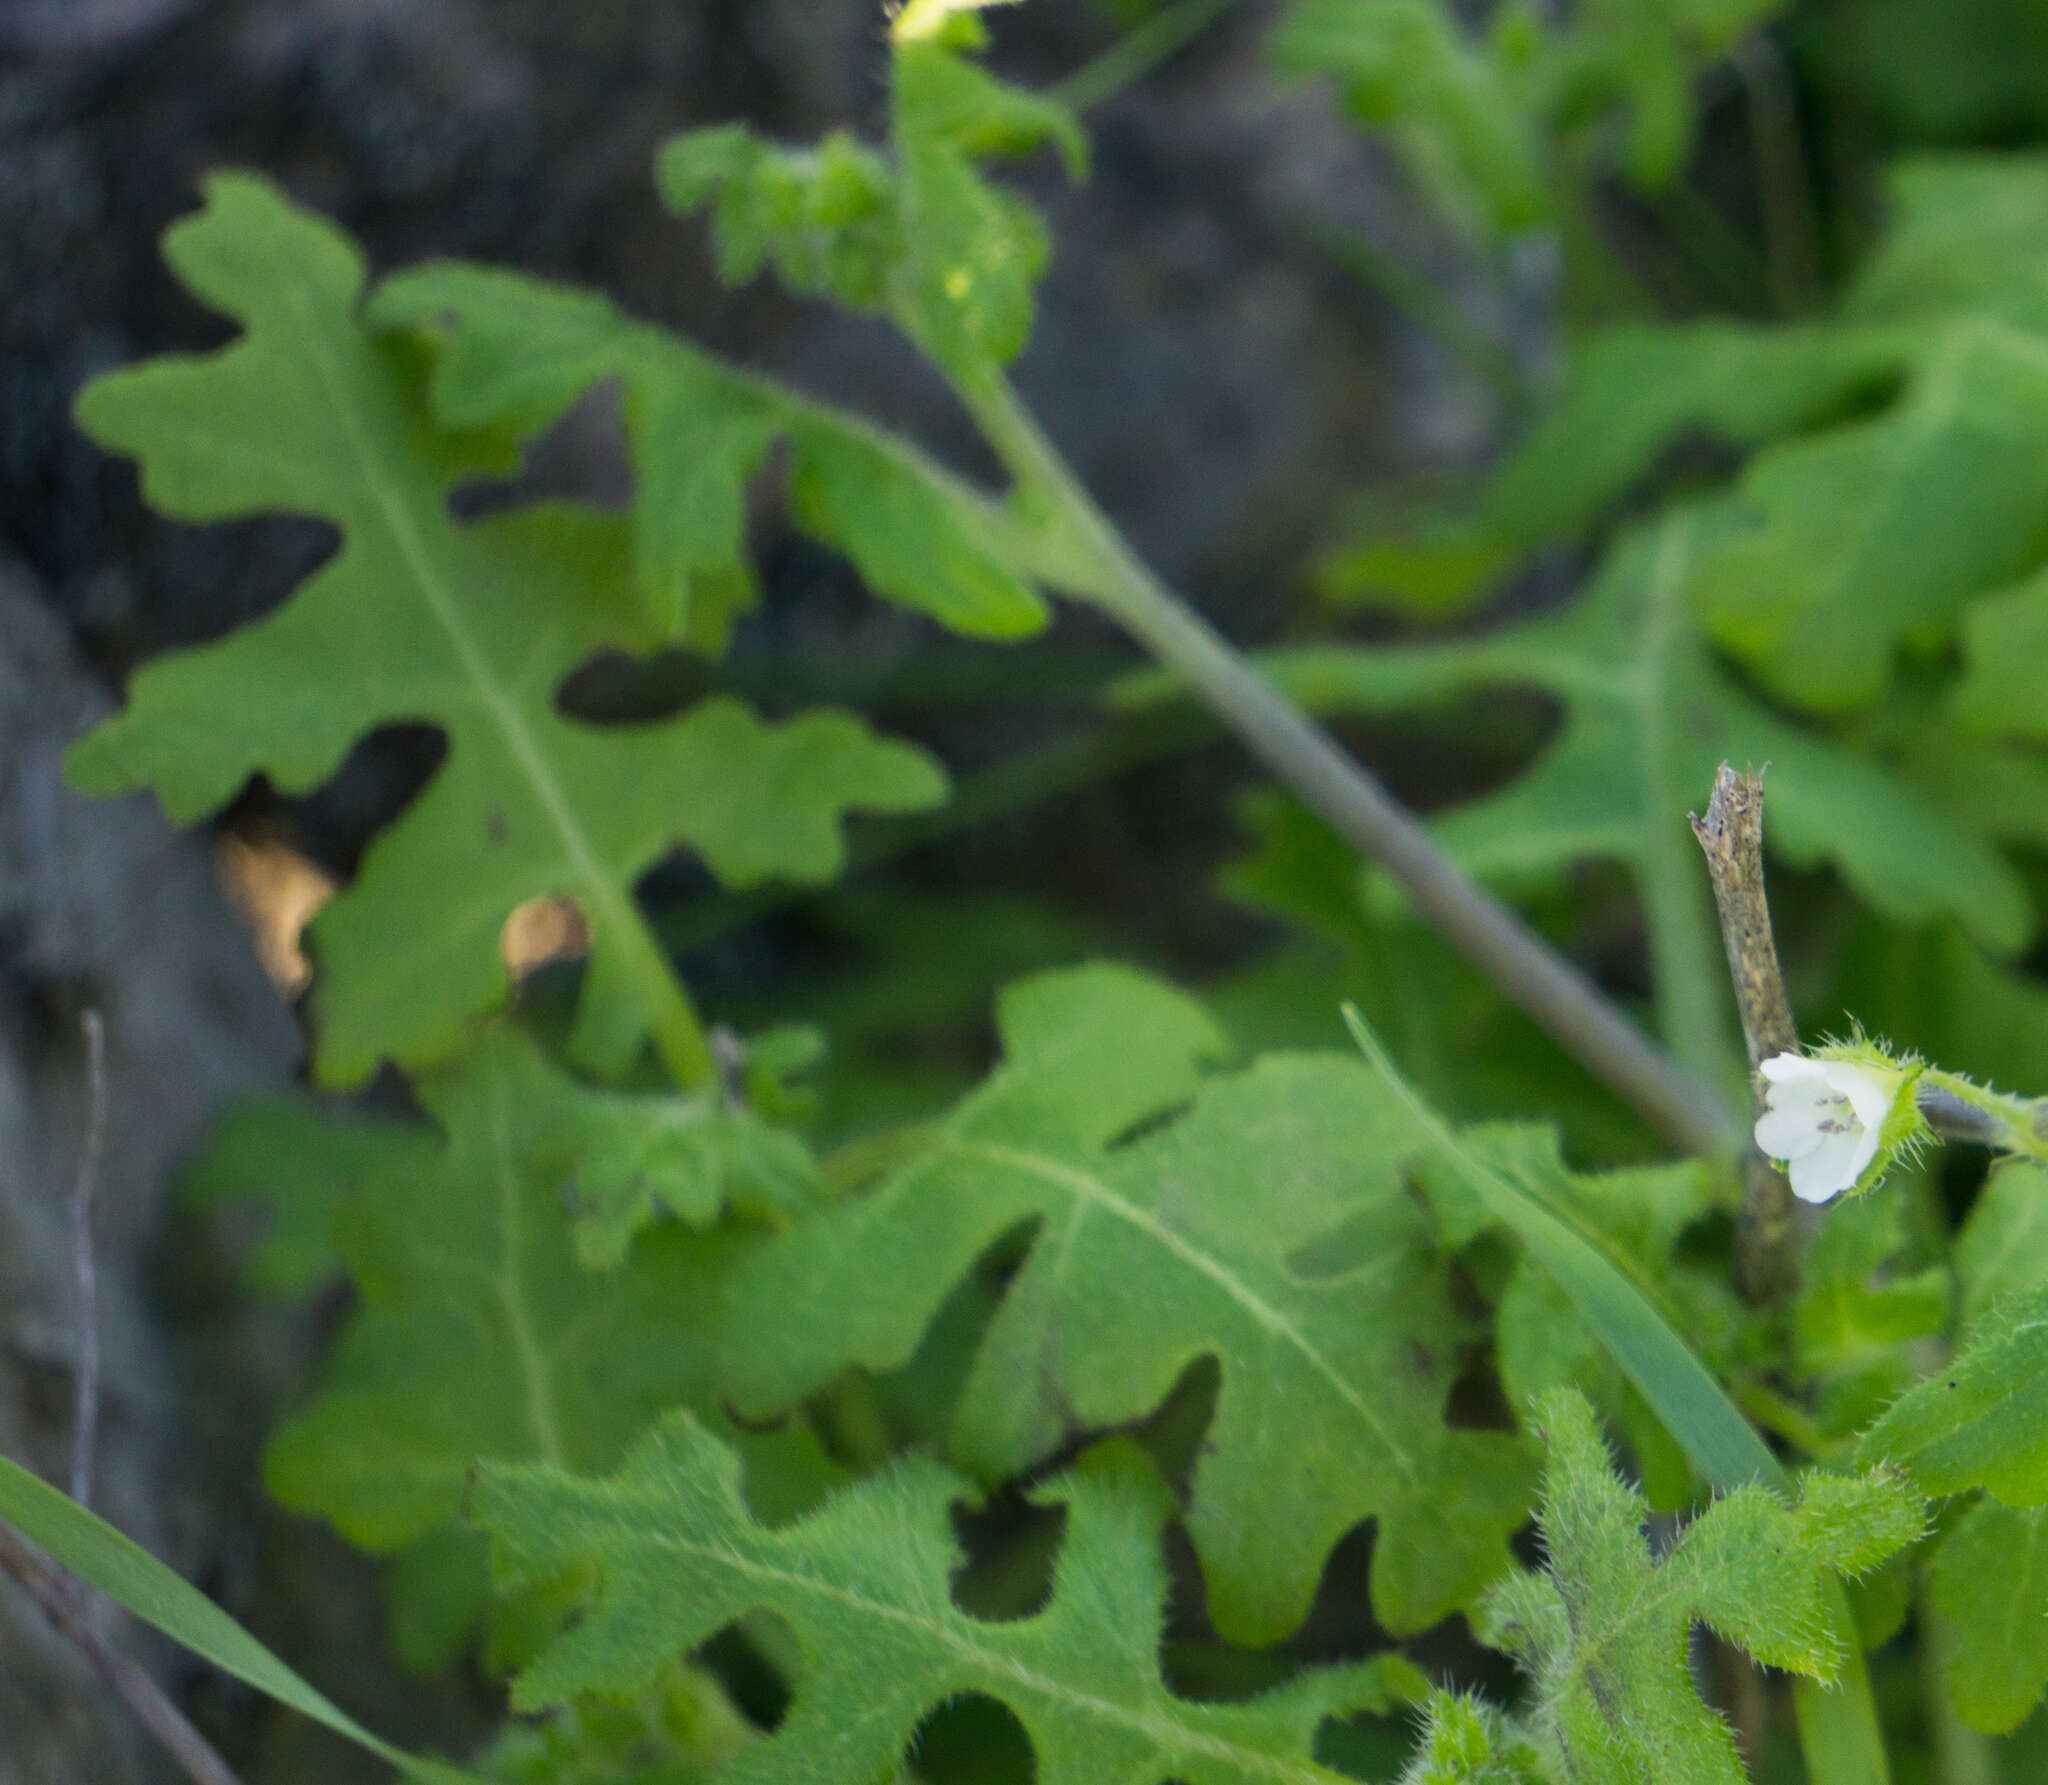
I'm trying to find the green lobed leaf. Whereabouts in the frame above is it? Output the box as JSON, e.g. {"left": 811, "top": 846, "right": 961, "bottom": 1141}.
{"left": 1858, "top": 1281, "right": 2048, "bottom": 1503}
{"left": 371, "top": 260, "right": 1049, "bottom": 642}
{"left": 655, "top": 35, "right": 1083, "bottom": 384}
{"left": 716, "top": 963, "right": 1534, "bottom": 1643}
{"left": 1958, "top": 563, "right": 2048, "bottom": 738}
{"left": 1144, "top": 512, "right": 2035, "bottom": 962}
{"left": 1929, "top": 1498, "right": 2048, "bottom": 1734}
{"left": 1483, "top": 1390, "right": 1922, "bottom": 1785}
{"left": 67, "top": 175, "right": 948, "bottom": 1088}
{"left": 261, "top": 1028, "right": 839, "bottom": 1657}
{"left": 1956, "top": 1161, "right": 2048, "bottom": 1327}
{"left": 180, "top": 1093, "right": 435, "bottom": 1297}
{"left": 474, "top": 1413, "right": 1410, "bottom": 1785}
{"left": 1481, "top": 322, "right": 1910, "bottom": 547}
{"left": 1696, "top": 317, "right": 2048, "bottom": 713}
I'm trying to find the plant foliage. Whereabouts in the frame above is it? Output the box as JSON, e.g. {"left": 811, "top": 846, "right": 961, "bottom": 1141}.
{"left": 20, "top": 8, "right": 2048, "bottom": 1785}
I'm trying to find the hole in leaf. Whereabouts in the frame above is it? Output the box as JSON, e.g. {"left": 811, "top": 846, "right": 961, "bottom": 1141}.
{"left": 227, "top": 721, "right": 447, "bottom": 879}
{"left": 448, "top": 380, "right": 631, "bottom": 520}
{"left": 554, "top": 646, "right": 707, "bottom": 727}
{"left": 906, "top": 1692, "right": 1034, "bottom": 1785}
{"left": 1130, "top": 1352, "right": 1219, "bottom": 1498}
{"left": 949, "top": 1493, "right": 1067, "bottom": 1624}
{"left": 1314, "top": 1707, "right": 1424, "bottom": 1780}
{"left": 696, "top": 1609, "right": 797, "bottom": 1734}
{"left": 860, "top": 1218, "right": 1038, "bottom": 1453}
{"left": 1444, "top": 1351, "right": 1516, "bottom": 1433}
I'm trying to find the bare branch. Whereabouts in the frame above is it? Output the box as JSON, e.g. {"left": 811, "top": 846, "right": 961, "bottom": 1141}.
{"left": 0, "top": 1525, "right": 244, "bottom": 1785}
{"left": 1690, "top": 765, "right": 1802, "bottom": 1304}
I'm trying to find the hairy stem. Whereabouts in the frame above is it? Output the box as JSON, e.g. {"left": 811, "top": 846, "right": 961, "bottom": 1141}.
{"left": 1918, "top": 1070, "right": 2048, "bottom": 1167}
{"left": 961, "top": 369, "right": 1737, "bottom": 1157}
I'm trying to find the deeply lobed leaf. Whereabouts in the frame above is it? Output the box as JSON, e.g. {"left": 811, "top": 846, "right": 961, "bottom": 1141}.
{"left": 655, "top": 33, "right": 1083, "bottom": 383}
{"left": 67, "top": 176, "right": 947, "bottom": 1087}
{"left": 260, "top": 1028, "right": 838, "bottom": 1665}
{"left": 1486, "top": 1391, "right": 1921, "bottom": 1785}
{"left": 371, "top": 260, "right": 1050, "bottom": 643}
{"left": 714, "top": 962, "right": 1534, "bottom": 1643}
{"left": 475, "top": 1412, "right": 1412, "bottom": 1785}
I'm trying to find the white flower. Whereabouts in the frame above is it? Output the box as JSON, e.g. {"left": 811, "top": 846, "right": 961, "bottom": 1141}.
{"left": 1754, "top": 1053, "right": 1900, "bottom": 1203}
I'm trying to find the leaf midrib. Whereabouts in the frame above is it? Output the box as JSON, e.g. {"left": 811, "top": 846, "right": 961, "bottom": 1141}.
{"left": 290, "top": 287, "right": 649, "bottom": 1030}
{"left": 607, "top": 1505, "right": 1356, "bottom": 1785}
{"left": 944, "top": 1134, "right": 1422, "bottom": 1483}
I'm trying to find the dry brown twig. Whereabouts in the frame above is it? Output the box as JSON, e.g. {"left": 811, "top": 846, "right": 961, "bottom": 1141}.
{"left": 1690, "top": 765, "right": 1804, "bottom": 1305}
{"left": 0, "top": 1010, "right": 247, "bottom": 1785}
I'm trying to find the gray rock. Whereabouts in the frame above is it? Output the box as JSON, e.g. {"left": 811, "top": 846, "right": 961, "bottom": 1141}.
{"left": 0, "top": 558, "right": 300, "bottom": 1783}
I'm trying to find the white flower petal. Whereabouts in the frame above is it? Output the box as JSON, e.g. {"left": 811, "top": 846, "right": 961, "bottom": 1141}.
{"left": 1788, "top": 1129, "right": 1869, "bottom": 1202}
{"left": 1756, "top": 1104, "right": 1830, "bottom": 1161}
{"left": 1819, "top": 1059, "right": 1895, "bottom": 1134}
{"left": 1760, "top": 1053, "right": 1830, "bottom": 1087}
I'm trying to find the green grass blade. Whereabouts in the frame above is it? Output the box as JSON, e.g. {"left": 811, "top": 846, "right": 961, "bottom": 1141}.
{"left": 1343, "top": 1005, "right": 1782, "bottom": 1494}
{"left": 0, "top": 1452, "right": 477, "bottom": 1782}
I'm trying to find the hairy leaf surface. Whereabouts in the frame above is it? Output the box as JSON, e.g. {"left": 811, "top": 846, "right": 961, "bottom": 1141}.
{"left": 475, "top": 1413, "right": 1411, "bottom": 1784}
{"left": 1858, "top": 1281, "right": 2048, "bottom": 1503}
{"left": 1485, "top": 1391, "right": 1921, "bottom": 1785}
{"left": 717, "top": 963, "right": 1533, "bottom": 1643}
{"left": 66, "top": 175, "right": 947, "bottom": 1087}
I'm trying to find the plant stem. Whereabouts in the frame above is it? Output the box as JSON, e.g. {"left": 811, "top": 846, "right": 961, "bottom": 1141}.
{"left": 962, "top": 369, "right": 1737, "bottom": 1158}
{"left": 0, "top": 1526, "right": 245, "bottom": 1785}
{"left": 1735, "top": 31, "right": 1823, "bottom": 315}
{"left": 1049, "top": 0, "right": 1241, "bottom": 114}
{"left": 607, "top": 893, "right": 718, "bottom": 1089}
{"left": 1918, "top": 1070, "right": 2048, "bottom": 1167}
{"left": 1690, "top": 764, "right": 1803, "bottom": 1303}
{"left": 1636, "top": 520, "right": 1742, "bottom": 1102}
{"left": 1922, "top": 1571, "right": 2004, "bottom": 1785}
{"left": 68, "top": 1010, "right": 107, "bottom": 1511}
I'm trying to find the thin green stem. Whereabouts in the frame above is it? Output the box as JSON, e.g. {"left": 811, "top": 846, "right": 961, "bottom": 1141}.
{"left": 610, "top": 900, "right": 718, "bottom": 1090}
{"left": 1288, "top": 210, "right": 1531, "bottom": 412}
{"left": 1794, "top": 1581, "right": 1892, "bottom": 1785}
{"left": 958, "top": 368, "right": 1738, "bottom": 1158}
{"left": 1735, "top": 31, "right": 1823, "bottom": 316}
{"left": 1922, "top": 1573, "right": 2004, "bottom": 1785}
{"left": 1049, "top": 0, "right": 1241, "bottom": 114}
{"left": 1636, "top": 517, "right": 1744, "bottom": 1103}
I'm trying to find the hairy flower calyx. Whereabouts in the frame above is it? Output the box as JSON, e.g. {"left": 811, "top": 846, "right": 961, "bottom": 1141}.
{"left": 1754, "top": 1045, "right": 1926, "bottom": 1204}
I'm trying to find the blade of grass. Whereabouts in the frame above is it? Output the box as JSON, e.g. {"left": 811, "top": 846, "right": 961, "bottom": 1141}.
{"left": 0, "top": 1454, "right": 480, "bottom": 1783}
